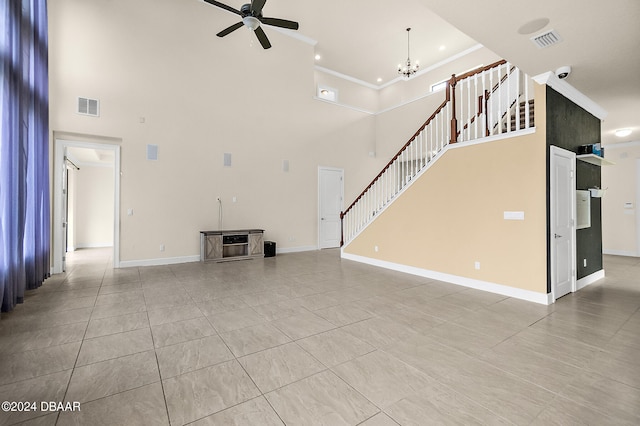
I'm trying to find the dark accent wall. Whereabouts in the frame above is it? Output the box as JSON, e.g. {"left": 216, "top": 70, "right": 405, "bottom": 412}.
{"left": 546, "top": 87, "right": 602, "bottom": 292}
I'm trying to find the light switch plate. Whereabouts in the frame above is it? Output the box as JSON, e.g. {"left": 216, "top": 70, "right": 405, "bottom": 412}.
{"left": 504, "top": 211, "right": 525, "bottom": 220}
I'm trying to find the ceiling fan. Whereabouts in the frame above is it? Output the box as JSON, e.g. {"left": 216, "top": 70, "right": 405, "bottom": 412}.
{"left": 203, "top": 0, "right": 299, "bottom": 49}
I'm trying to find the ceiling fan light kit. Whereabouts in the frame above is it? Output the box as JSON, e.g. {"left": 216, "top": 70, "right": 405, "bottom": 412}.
{"left": 242, "top": 16, "right": 260, "bottom": 31}
{"left": 204, "top": 0, "right": 299, "bottom": 49}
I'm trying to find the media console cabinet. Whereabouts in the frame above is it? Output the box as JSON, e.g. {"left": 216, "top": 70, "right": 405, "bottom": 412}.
{"left": 200, "top": 229, "right": 264, "bottom": 262}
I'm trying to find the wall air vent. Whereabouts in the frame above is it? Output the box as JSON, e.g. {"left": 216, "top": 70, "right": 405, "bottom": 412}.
{"left": 77, "top": 97, "right": 100, "bottom": 117}
{"left": 530, "top": 29, "right": 563, "bottom": 49}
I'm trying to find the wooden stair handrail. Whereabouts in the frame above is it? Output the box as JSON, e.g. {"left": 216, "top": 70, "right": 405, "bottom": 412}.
{"left": 342, "top": 94, "right": 450, "bottom": 219}
{"left": 458, "top": 62, "right": 517, "bottom": 135}
{"left": 453, "top": 59, "right": 507, "bottom": 83}
{"left": 341, "top": 59, "right": 517, "bottom": 245}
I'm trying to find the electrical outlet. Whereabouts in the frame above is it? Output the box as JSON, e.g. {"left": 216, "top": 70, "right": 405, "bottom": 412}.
{"left": 374, "top": 245, "right": 379, "bottom": 252}
{"left": 583, "top": 258, "right": 587, "bottom": 267}
{"left": 474, "top": 261, "right": 481, "bottom": 270}
{"left": 160, "top": 244, "right": 165, "bottom": 252}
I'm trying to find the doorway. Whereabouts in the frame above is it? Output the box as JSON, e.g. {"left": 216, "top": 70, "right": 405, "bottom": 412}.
{"left": 550, "top": 146, "right": 577, "bottom": 300}
{"left": 637, "top": 159, "right": 640, "bottom": 256}
{"left": 318, "top": 167, "right": 344, "bottom": 249}
{"left": 53, "top": 139, "right": 121, "bottom": 273}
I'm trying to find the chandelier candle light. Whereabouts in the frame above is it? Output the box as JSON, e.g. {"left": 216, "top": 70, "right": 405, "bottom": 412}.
{"left": 398, "top": 27, "right": 419, "bottom": 79}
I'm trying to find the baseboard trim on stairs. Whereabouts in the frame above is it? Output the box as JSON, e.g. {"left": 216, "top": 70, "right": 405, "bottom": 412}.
{"left": 341, "top": 251, "right": 552, "bottom": 305}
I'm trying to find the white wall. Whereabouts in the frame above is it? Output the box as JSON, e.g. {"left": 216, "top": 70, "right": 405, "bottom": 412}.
{"left": 602, "top": 142, "right": 640, "bottom": 256}
{"left": 48, "top": 0, "right": 381, "bottom": 263}
{"left": 48, "top": 0, "right": 501, "bottom": 265}
{"left": 74, "top": 165, "right": 115, "bottom": 248}
{"left": 66, "top": 167, "right": 77, "bottom": 251}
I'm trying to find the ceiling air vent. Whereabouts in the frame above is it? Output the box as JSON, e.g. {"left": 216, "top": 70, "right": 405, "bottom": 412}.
{"left": 77, "top": 97, "right": 100, "bottom": 117}
{"left": 530, "top": 29, "right": 563, "bottom": 49}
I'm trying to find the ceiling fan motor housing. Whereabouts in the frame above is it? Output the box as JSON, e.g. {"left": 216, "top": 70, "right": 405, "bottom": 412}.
{"left": 240, "top": 4, "right": 256, "bottom": 16}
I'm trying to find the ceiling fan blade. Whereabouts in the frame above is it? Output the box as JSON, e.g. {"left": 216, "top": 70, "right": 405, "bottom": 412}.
{"left": 254, "top": 26, "right": 271, "bottom": 49}
{"left": 260, "top": 17, "right": 299, "bottom": 30}
{"left": 216, "top": 21, "right": 244, "bottom": 37}
{"left": 250, "top": 0, "right": 267, "bottom": 16}
{"left": 202, "top": 0, "right": 242, "bottom": 16}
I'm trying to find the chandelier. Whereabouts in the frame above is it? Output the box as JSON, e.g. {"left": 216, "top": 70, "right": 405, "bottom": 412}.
{"left": 398, "top": 28, "right": 419, "bottom": 79}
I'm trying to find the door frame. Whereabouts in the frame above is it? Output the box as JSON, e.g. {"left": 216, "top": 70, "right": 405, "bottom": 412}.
{"left": 637, "top": 159, "right": 640, "bottom": 256}
{"left": 317, "top": 166, "right": 344, "bottom": 249}
{"left": 53, "top": 139, "right": 121, "bottom": 273}
{"left": 550, "top": 146, "right": 577, "bottom": 301}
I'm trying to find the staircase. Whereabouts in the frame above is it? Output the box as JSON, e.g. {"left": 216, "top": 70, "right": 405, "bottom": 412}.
{"left": 341, "top": 60, "right": 535, "bottom": 247}
{"left": 504, "top": 100, "right": 535, "bottom": 132}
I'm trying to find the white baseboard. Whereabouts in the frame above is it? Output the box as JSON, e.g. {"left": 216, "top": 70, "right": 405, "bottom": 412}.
{"left": 341, "top": 252, "right": 551, "bottom": 305}
{"left": 76, "top": 243, "right": 113, "bottom": 249}
{"left": 277, "top": 246, "right": 318, "bottom": 254}
{"left": 577, "top": 269, "right": 605, "bottom": 290}
{"left": 603, "top": 249, "right": 639, "bottom": 257}
{"left": 118, "top": 246, "right": 319, "bottom": 268}
{"left": 118, "top": 255, "right": 201, "bottom": 268}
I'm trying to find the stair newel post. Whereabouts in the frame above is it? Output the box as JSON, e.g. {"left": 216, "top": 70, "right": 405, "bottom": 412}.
{"left": 449, "top": 74, "right": 458, "bottom": 144}
{"left": 484, "top": 90, "right": 490, "bottom": 137}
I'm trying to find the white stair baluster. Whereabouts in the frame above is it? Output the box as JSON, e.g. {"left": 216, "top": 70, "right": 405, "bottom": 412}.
{"left": 525, "top": 72, "right": 530, "bottom": 128}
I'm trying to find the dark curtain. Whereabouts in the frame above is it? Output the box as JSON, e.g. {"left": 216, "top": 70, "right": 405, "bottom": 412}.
{"left": 0, "top": 0, "right": 50, "bottom": 313}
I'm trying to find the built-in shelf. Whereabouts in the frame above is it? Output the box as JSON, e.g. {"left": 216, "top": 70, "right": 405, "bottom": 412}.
{"left": 577, "top": 154, "right": 615, "bottom": 166}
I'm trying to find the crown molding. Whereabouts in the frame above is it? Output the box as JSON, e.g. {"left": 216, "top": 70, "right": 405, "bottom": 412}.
{"left": 314, "top": 66, "right": 380, "bottom": 90}
{"left": 533, "top": 72, "right": 608, "bottom": 120}
{"left": 315, "top": 44, "right": 485, "bottom": 91}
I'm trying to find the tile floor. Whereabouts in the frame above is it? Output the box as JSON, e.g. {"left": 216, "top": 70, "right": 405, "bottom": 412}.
{"left": 0, "top": 248, "right": 639, "bottom": 425}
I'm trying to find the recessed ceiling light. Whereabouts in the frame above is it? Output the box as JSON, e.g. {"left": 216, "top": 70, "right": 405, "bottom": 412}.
{"left": 314, "top": 54, "right": 321, "bottom": 60}
{"left": 439, "top": 45, "right": 446, "bottom": 51}
{"left": 377, "top": 78, "right": 382, "bottom": 83}
{"left": 615, "top": 128, "right": 632, "bottom": 137}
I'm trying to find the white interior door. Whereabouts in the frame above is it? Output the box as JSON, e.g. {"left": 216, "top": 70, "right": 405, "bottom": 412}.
{"left": 550, "top": 146, "right": 576, "bottom": 300}
{"left": 318, "top": 167, "right": 344, "bottom": 249}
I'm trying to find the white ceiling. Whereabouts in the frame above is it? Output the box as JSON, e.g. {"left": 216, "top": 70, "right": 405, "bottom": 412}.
{"left": 418, "top": 0, "right": 640, "bottom": 146}
{"left": 205, "top": 0, "right": 639, "bottom": 146}
{"left": 67, "top": 147, "right": 114, "bottom": 167}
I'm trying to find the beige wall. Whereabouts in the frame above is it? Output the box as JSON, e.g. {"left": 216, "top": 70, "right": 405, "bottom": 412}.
{"left": 344, "top": 129, "right": 548, "bottom": 293}
{"left": 602, "top": 143, "right": 640, "bottom": 256}
{"left": 74, "top": 166, "right": 115, "bottom": 248}
{"left": 48, "top": 0, "right": 503, "bottom": 264}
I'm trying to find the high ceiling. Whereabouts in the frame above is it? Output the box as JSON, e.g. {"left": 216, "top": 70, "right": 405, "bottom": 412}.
{"left": 204, "top": 0, "right": 479, "bottom": 85}
{"left": 202, "top": 0, "right": 640, "bottom": 146}
{"left": 418, "top": 0, "right": 640, "bottom": 146}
